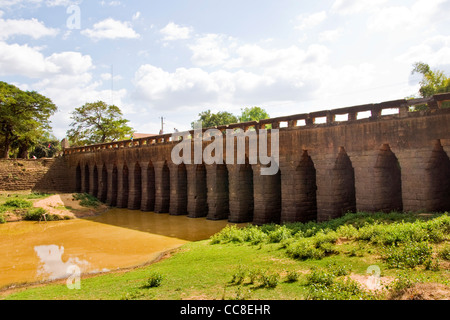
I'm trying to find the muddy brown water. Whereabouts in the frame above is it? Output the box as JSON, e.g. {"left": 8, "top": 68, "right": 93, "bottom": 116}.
{"left": 0, "top": 209, "right": 242, "bottom": 289}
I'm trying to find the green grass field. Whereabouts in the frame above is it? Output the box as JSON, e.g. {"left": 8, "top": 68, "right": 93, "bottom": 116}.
{"left": 2, "top": 211, "right": 450, "bottom": 300}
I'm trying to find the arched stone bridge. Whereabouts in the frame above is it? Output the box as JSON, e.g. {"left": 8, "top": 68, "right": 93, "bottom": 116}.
{"left": 63, "top": 94, "right": 450, "bottom": 224}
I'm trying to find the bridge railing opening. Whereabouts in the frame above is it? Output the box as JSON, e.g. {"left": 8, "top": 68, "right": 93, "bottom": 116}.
{"left": 64, "top": 93, "right": 450, "bottom": 155}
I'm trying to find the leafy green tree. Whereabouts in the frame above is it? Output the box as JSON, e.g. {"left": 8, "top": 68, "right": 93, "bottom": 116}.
{"left": 30, "top": 132, "right": 61, "bottom": 158}
{"left": 67, "top": 101, "right": 134, "bottom": 146}
{"left": 191, "top": 109, "right": 239, "bottom": 129}
{"left": 239, "top": 106, "right": 270, "bottom": 122}
{"left": 412, "top": 62, "right": 450, "bottom": 97}
{"left": 0, "top": 81, "right": 58, "bottom": 158}
{"left": 410, "top": 62, "right": 450, "bottom": 109}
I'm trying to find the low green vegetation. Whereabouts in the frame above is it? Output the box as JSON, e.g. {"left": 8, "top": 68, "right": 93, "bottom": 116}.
{"left": 2, "top": 212, "right": 449, "bottom": 300}
{"left": 72, "top": 193, "right": 101, "bottom": 208}
{"left": 0, "top": 192, "right": 58, "bottom": 223}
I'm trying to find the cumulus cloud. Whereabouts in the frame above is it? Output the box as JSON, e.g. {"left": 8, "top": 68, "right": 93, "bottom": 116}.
{"left": 367, "top": 0, "right": 447, "bottom": 32}
{"left": 0, "top": 17, "right": 58, "bottom": 40}
{"left": 397, "top": 35, "right": 450, "bottom": 66}
{"left": 331, "top": 0, "right": 388, "bottom": 15}
{"left": 160, "top": 22, "right": 193, "bottom": 41}
{"left": 81, "top": 18, "right": 140, "bottom": 40}
{"left": 295, "top": 11, "right": 327, "bottom": 31}
{"left": 189, "top": 34, "right": 235, "bottom": 67}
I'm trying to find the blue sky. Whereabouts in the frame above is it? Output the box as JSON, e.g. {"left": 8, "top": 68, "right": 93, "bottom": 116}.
{"left": 1, "top": 0, "right": 449, "bottom": 139}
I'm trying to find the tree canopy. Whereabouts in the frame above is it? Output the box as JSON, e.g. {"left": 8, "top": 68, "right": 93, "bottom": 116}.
{"left": 191, "top": 106, "right": 270, "bottom": 129}
{"left": 66, "top": 101, "right": 134, "bottom": 146}
{"left": 410, "top": 62, "right": 450, "bottom": 109}
{"left": 0, "top": 81, "right": 58, "bottom": 158}
{"left": 412, "top": 62, "right": 450, "bottom": 98}
{"left": 239, "top": 106, "right": 270, "bottom": 122}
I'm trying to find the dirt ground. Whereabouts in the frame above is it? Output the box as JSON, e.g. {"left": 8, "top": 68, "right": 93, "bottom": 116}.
{"left": 32, "top": 194, "right": 109, "bottom": 219}
{"left": 2, "top": 193, "right": 109, "bottom": 222}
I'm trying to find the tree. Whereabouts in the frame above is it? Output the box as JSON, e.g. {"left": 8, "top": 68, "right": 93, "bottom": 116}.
{"left": 30, "top": 132, "right": 61, "bottom": 158}
{"left": 239, "top": 106, "right": 270, "bottom": 122}
{"left": 410, "top": 62, "right": 450, "bottom": 109}
{"left": 0, "top": 81, "right": 58, "bottom": 158}
{"left": 191, "top": 109, "right": 239, "bottom": 129}
{"left": 67, "top": 101, "right": 134, "bottom": 146}
{"left": 412, "top": 62, "right": 450, "bottom": 97}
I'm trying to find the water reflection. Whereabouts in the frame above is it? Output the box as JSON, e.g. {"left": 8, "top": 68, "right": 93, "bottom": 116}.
{"left": 88, "top": 209, "right": 246, "bottom": 242}
{"left": 0, "top": 209, "right": 242, "bottom": 289}
{"left": 34, "top": 245, "right": 94, "bottom": 281}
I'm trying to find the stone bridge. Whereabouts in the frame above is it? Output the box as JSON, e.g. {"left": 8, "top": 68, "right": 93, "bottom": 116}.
{"left": 63, "top": 94, "right": 450, "bottom": 224}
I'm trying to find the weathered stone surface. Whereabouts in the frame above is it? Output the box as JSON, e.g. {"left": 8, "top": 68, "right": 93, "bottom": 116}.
{"left": 5, "top": 94, "right": 448, "bottom": 224}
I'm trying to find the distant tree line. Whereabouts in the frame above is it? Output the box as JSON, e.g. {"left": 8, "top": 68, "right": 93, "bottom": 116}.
{"left": 191, "top": 106, "right": 270, "bottom": 129}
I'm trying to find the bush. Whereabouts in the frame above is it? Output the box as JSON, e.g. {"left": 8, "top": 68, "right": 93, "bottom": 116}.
{"left": 285, "top": 270, "right": 300, "bottom": 283}
{"left": 305, "top": 267, "right": 375, "bottom": 300}
{"left": 73, "top": 193, "right": 100, "bottom": 208}
{"left": 286, "top": 240, "right": 325, "bottom": 260}
{"left": 383, "top": 241, "right": 433, "bottom": 269}
{"left": 23, "top": 208, "right": 47, "bottom": 221}
{"left": 0, "top": 213, "right": 5, "bottom": 224}
{"left": 266, "top": 225, "right": 293, "bottom": 243}
{"left": 3, "top": 199, "right": 33, "bottom": 208}
{"left": 143, "top": 272, "right": 163, "bottom": 288}
{"left": 438, "top": 244, "right": 450, "bottom": 261}
{"left": 259, "top": 272, "right": 279, "bottom": 288}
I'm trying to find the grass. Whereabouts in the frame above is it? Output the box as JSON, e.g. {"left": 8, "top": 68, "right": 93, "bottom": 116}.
{"left": 72, "top": 193, "right": 101, "bottom": 208}
{"left": 2, "top": 211, "right": 449, "bottom": 300}
{"left": 0, "top": 191, "right": 59, "bottom": 223}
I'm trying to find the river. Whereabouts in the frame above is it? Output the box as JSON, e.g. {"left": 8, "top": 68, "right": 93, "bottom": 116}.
{"left": 0, "top": 209, "right": 239, "bottom": 289}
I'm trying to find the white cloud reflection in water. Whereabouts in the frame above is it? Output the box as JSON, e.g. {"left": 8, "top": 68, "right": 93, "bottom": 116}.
{"left": 34, "top": 245, "right": 95, "bottom": 281}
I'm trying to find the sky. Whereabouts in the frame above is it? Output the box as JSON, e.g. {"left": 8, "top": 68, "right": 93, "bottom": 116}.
{"left": 1, "top": 0, "right": 450, "bottom": 140}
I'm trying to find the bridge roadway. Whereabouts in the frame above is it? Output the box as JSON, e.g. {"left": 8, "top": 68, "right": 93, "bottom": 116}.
{"left": 64, "top": 93, "right": 450, "bottom": 224}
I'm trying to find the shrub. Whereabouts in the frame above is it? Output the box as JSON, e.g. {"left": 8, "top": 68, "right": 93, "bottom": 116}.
{"left": 243, "top": 226, "right": 267, "bottom": 244}
{"left": 286, "top": 240, "right": 325, "bottom": 260}
{"left": 230, "top": 265, "right": 247, "bottom": 285}
{"left": 143, "top": 272, "right": 163, "bottom": 288}
{"left": 383, "top": 241, "right": 433, "bottom": 269}
{"left": 23, "top": 208, "right": 47, "bottom": 221}
{"left": 73, "top": 193, "right": 100, "bottom": 208}
{"left": 259, "top": 271, "right": 279, "bottom": 288}
{"left": 326, "top": 262, "right": 351, "bottom": 277}
{"left": 266, "top": 225, "right": 293, "bottom": 243}
{"left": 438, "top": 244, "right": 450, "bottom": 261}
{"left": 0, "top": 213, "right": 5, "bottom": 224}
{"left": 305, "top": 268, "right": 375, "bottom": 300}
{"left": 306, "top": 268, "right": 334, "bottom": 287}
{"left": 3, "top": 199, "right": 33, "bottom": 208}
{"left": 285, "top": 270, "right": 300, "bottom": 283}
{"left": 210, "top": 225, "right": 246, "bottom": 244}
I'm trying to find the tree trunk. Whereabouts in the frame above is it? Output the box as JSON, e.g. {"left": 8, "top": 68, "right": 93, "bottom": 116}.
{"left": 18, "top": 144, "right": 29, "bottom": 159}
{"left": 2, "top": 134, "right": 10, "bottom": 159}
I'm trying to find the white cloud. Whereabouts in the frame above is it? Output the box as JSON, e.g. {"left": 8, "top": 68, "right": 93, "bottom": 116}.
{"left": 397, "top": 35, "right": 450, "bottom": 66}
{"left": 0, "top": 17, "right": 58, "bottom": 40}
{"left": 189, "top": 34, "right": 235, "bottom": 67}
{"left": 295, "top": 11, "right": 327, "bottom": 31}
{"left": 100, "top": 0, "right": 121, "bottom": 6}
{"left": 160, "top": 22, "right": 193, "bottom": 41}
{"left": 81, "top": 18, "right": 140, "bottom": 40}
{"left": 331, "top": 0, "right": 387, "bottom": 15}
{"left": 319, "top": 28, "right": 343, "bottom": 42}
{"left": 367, "top": 0, "right": 447, "bottom": 32}
{"left": 0, "top": 41, "right": 93, "bottom": 78}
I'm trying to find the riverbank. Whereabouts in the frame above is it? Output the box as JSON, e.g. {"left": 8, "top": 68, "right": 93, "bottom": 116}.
{"left": 0, "top": 191, "right": 109, "bottom": 222}
{"left": 2, "top": 211, "right": 449, "bottom": 300}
